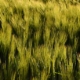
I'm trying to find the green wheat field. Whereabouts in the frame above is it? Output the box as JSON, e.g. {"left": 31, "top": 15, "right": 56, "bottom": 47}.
{"left": 0, "top": 0, "right": 80, "bottom": 80}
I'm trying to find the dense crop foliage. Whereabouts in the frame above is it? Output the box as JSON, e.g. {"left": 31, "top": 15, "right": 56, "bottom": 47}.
{"left": 0, "top": 0, "right": 80, "bottom": 80}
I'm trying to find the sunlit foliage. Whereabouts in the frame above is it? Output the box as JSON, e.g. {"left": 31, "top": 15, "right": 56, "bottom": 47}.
{"left": 0, "top": 0, "right": 80, "bottom": 80}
